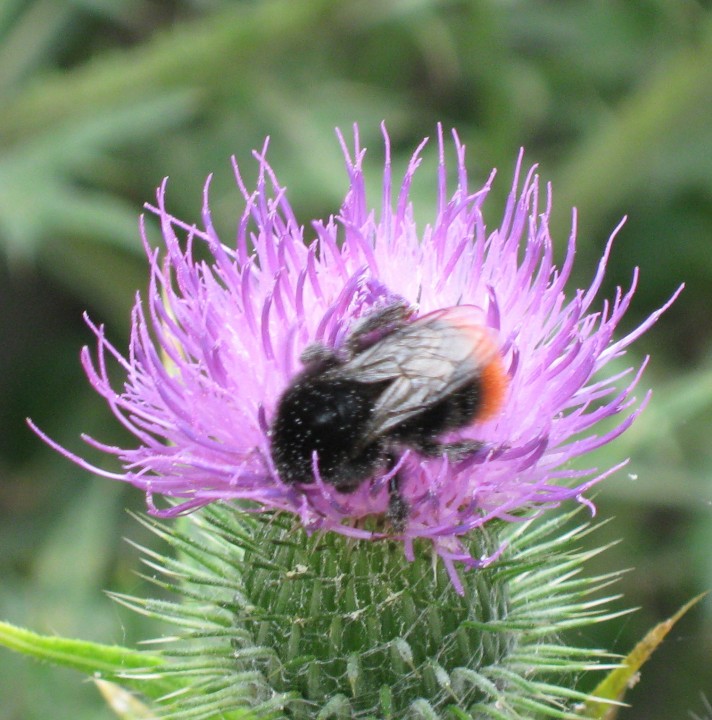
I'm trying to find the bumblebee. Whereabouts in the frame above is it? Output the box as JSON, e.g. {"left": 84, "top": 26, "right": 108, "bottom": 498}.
{"left": 270, "top": 301, "right": 508, "bottom": 528}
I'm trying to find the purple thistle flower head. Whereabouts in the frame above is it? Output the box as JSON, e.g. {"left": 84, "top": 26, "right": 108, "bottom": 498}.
{"left": 34, "top": 125, "right": 680, "bottom": 593}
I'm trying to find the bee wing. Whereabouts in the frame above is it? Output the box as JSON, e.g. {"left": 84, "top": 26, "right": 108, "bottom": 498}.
{"left": 341, "top": 306, "right": 499, "bottom": 437}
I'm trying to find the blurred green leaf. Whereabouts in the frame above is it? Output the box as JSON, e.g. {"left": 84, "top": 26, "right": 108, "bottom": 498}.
{"left": 95, "top": 680, "right": 157, "bottom": 720}
{"left": 29, "top": 481, "right": 124, "bottom": 637}
{"left": 0, "top": 1, "right": 74, "bottom": 95}
{"left": 0, "top": 93, "right": 193, "bottom": 262}
{"left": 0, "top": 0, "right": 336, "bottom": 143}
{"left": 579, "top": 592, "right": 708, "bottom": 719}
{"left": 0, "top": 619, "right": 174, "bottom": 696}
{"left": 553, "top": 14, "right": 712, "bottom": 247}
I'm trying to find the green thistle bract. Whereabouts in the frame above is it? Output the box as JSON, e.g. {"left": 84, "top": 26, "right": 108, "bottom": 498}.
{"left": 116, "top": 505, "right": 622, "bottom": 719}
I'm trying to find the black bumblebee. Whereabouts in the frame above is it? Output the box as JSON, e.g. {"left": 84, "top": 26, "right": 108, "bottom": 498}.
{"left": 269, "top": 301, "right": 508, "bottom": 528}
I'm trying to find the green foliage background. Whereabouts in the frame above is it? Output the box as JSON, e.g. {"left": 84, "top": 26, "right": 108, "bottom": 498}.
{"left": 0, "top": 1, "right": 710, "bottom": 718}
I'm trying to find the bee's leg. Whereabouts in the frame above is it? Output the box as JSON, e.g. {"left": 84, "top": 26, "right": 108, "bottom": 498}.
{"left": 443, "top": 440, "right": 485, "bottom": 462}
{"left": 299, "top": 342, "right": 340, "bottom": 369}
{"left": 346, "top": 301, "right": 413, "bottom": 354}
{"left": 385, "top": 452, "right": 409, "bottom": 532}
{"left": 418, "top": 439, "right": 485, "bottom": 462}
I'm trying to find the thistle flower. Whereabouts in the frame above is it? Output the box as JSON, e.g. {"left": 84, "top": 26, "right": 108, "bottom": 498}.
{"left": 30, "top": 126, "right": 684, "bottom": 719}
{"left": 35, "top": 125, "right": 678, "bottom": 593}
